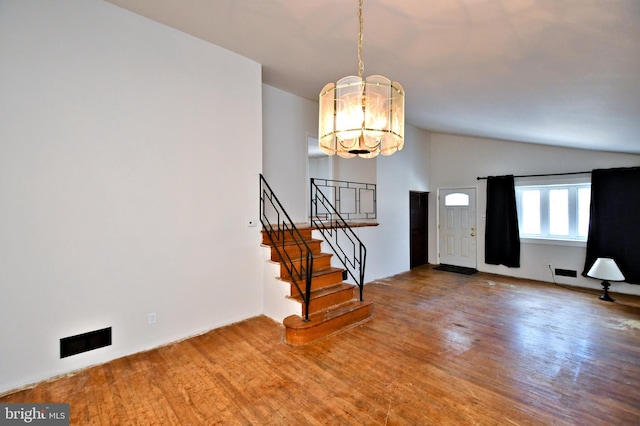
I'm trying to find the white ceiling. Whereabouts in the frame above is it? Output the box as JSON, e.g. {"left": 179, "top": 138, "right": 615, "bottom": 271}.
{"left": 105, "top": 0, "right": 640, "bottom": 155}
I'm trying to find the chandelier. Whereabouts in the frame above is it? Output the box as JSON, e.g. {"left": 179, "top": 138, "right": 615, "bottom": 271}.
{"left": 318, "top": 0, "right": 405, "bottom": 159}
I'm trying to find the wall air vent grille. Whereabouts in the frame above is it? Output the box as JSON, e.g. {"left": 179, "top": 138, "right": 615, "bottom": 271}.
{"left": 555, "top": 268, "right": 578, "bottom": 278}
{"left": 60, "top": 327, "right": 112, "bottom": 358}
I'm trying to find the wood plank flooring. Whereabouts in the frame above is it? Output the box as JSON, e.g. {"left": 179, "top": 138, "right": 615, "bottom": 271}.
{"left": 2, "top": 265, "right": 640, "bottom": 425}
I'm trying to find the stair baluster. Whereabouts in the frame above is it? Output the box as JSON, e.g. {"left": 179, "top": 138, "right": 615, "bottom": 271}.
{"left": 260, "top": 174, "right": 314, "bottom": 321}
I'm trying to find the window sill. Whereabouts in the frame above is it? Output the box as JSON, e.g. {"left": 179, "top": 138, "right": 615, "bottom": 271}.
{"left": 520, "top": 237, "right": 586, "bottom": 248}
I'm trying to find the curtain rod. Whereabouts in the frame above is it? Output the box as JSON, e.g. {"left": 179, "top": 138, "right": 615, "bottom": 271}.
{"left": 476, "top": 170, "right": 591, "bottom": 180}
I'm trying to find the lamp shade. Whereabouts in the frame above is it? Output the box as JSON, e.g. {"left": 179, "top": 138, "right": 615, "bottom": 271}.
{"left": 587, "top": 258, "right": 625, "bottom": 281}
{"left": 319, "top": 75, "right": 404, "bottom": 159}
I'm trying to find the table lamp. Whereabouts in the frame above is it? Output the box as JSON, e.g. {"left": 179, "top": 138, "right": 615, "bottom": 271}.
{"left": 587, "top": 257, "right": 625, "bottom": 302}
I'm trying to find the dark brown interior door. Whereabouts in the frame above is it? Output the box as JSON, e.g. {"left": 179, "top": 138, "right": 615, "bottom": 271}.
{"left": 410, "top": 191, "right": 429, "bottom": 268}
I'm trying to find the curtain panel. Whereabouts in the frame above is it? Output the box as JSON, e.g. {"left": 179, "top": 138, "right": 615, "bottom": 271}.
{"left": 583, "top": 166, "right": 640, "bottom": 284}
{"left": 485, "top": 175, "right": 520, "bottom": 267}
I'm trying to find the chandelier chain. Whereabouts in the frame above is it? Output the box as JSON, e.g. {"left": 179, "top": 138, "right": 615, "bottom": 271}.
{"left": 358, "top": 0, "right": 364, "bottom": 78}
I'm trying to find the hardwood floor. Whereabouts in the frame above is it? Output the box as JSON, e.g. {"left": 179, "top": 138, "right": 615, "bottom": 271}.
{"left": 3, "top": 265, "right": 640, "bottom": 425}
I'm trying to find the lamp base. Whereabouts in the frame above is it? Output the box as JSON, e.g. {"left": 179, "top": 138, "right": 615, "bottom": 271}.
{"left": 599, "top": 280, "right": 615, "bottom": 302}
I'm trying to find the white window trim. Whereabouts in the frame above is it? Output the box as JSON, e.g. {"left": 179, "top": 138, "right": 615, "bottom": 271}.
{"left": 516, "top": 179, "right": 591, "bottom": 244}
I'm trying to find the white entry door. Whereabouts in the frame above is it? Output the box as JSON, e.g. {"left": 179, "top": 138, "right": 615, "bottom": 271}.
{"left": 438, "top": 188, "right": 477, "bottom": 269}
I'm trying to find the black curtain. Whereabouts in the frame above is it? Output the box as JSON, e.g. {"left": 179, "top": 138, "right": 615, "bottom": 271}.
{"left": 485, "top": 175, "right": 520, "bottom": 267}
{"left": 583, "top": 166, "right": 640, "bottom": 284}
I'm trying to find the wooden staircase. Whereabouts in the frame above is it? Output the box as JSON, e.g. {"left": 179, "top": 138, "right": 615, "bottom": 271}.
{"left": 262, "top": 227, "right": 374, "bottom": 345}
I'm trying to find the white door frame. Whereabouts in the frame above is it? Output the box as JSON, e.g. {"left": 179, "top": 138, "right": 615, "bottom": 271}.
{"left": 437, "top": 187, "right": 478, "bottom": 268}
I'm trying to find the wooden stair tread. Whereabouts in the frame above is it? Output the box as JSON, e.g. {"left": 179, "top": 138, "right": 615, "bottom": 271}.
{"left": 261, "top": 228, "right": 312, "bottom": 239}
{"left": 309, "top": 266, "right": 342, "bottom": 278}
{"left": 279, "top": 252, "right": 332, "bottom": 264}
{"left": 307, "top": 252, "right": 332, "bottom": 260}
{"left": 278, "top": 252, "right": 332, "bottom": 275}
{"left": 283, "top": 299, "right": 374, "bottom": 330}
{"left": 283, "top": 299, "right": 374, "bottom": 345}
{"left": 281, "top": 238, "right": 322, "bottom": 248}
{"left": 265, "top": 237, "right": 322, "bottom": 248}
{"left": 280, "top": 266, "right": 343, "bottom": 283}
{"left": 288, "top": 283, "right": 355, "bottom": 303}
{"left": 267, "top": 239, "right": 323, "bottom": 261}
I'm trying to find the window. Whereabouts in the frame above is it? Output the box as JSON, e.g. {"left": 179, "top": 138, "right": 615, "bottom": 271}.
{"left": 444, "top": 193, "right": 469, "bottom": 206}
{"left": 515, "top": 183, "right": 591, "bottom": 241}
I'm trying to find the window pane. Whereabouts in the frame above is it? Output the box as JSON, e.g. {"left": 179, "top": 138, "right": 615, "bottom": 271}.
{"left": 516, "top": 183, "right": 591, "bottom": 241}
{"left": 549, "top": 189, "right": 569, "bottom": 236}
{"left": 578, "top": 187, "right": 591, "bottom": 237}
{"left": 521, "top": 190, "right": 540, "bottom": 234}
{"left": 445, "top": 193, "right": 469, "bottom": 206}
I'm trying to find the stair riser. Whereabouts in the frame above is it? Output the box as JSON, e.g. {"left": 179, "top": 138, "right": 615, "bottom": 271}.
{"left": 301, "top": 289, "right": 355, "bottom": 315}
{"left": 285, "top": 304, "right": 374, "bottom": 345}
{"left": 262, "top": 229, "right": 312, "bottom": 245}
{"left": 270, "top": 242, "right": 322, "bottom": 262}
{"left": 280, "top": 256, "right": 332, "bottom": 277}
{"left": 289, "top": 271, "right": 343, "bottom": 294}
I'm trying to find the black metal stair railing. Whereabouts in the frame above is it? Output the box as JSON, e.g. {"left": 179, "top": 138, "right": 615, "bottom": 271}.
{"left": 260, "top": 174, "right": 314, "bottom": 321}
{"left": 310, "top": 178, "right": 367, "bottom": 301}
{"left": 310, "top": 178, "right": 377, "bottom": 220}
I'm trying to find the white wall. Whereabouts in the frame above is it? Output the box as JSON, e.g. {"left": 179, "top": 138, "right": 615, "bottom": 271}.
{"left": 262, "top": 85, "right": 318, "bottom": 223}
{"left": 309, "top": 156, "right": 331, "bottom": 180}
{"left": 0, "top": 0, "right": 263, "bottom": 394}
{"left": 333, "top": 156, "right": 377, "bottom": 185}
{"left": 430, "top": 133, "right": 640, "bottom": 295}
{"left": 364, "top": 126, "right": 431, "bottom": 281}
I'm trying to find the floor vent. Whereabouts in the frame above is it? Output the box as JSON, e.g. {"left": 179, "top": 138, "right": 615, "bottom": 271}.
{"left": 60, "top": 327, "right": 112, "bottom": 358}
{"left": 555, "top": 268, "right": 578, "bottom": 278}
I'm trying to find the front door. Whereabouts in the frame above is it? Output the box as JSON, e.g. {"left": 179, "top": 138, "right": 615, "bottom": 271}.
{"left": 438, "top": 188, "right": 477, "bottom": 269}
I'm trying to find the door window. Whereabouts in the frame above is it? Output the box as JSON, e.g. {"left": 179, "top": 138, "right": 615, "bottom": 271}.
{"left": 444, "top": 193, "right": 469, "bottom": 206}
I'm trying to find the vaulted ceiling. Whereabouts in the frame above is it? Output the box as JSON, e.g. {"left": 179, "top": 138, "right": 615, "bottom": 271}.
{"left": 106, "top": 0, "right": 640, "bottom": 155}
